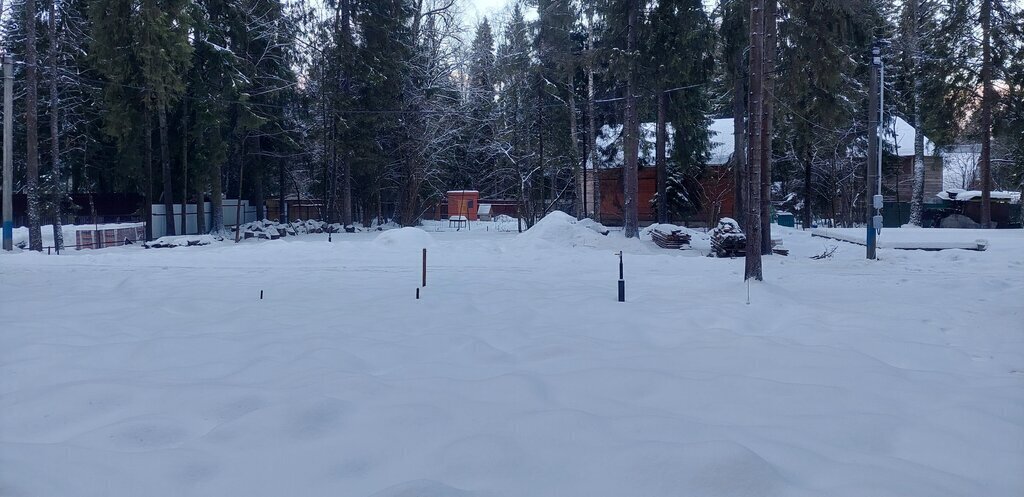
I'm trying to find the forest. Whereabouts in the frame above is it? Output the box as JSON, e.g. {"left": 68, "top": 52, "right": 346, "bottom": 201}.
{"left": 1, "top": 0, "right": 1022, "bottom": 252}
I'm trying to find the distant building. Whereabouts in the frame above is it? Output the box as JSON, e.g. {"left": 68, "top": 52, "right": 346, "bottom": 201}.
{"left": 880, "top": 116, "right": 943, "bottom": 203}
{"left": 587, "top": 119, "right": 737, "bottom": 226}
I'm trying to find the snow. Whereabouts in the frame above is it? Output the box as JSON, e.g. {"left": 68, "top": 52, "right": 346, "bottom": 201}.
{"left": 2, "top": 219, "right": 1023, "bottom": 497}
{"left": 886, "top": 116, "right": 936, "bottom": 157}
{"left": 937, "top": 189, "right": 1021, "bottom": 203}
{"left": 145, "top": 234, "right": 221, "bottom": 248}
{"left": 373, "top": 226, "right": 435, "bottom": 248}
{"left": 9, "top": 222, "right": 145, "bottom": 249}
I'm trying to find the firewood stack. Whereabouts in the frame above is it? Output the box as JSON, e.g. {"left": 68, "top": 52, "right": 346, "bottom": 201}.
{"left": 650, "top": 225, "right": 692, "bottom": 249}
{"left": 710, "top": 218, "right": 746, "bottom": 258}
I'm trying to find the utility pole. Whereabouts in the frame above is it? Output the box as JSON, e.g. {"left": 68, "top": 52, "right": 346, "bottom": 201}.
{"left": 866, "top": 44, "right": 883, "bottom": 260}
{"left": 2, "top": 55, "right": 12, "bottom": 251}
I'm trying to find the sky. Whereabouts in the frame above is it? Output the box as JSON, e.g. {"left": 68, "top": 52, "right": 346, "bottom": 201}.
{"left": 464, "top": 0, "right": 513, "bottom": 21}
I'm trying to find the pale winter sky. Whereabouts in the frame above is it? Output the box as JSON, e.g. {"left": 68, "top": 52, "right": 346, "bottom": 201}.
{"left": 464, "top": 0, "right": 513, "bottom": 21}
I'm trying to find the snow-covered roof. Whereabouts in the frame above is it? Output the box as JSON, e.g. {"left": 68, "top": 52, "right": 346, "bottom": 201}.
{"left": 446, "top": 190, "right": 479, "bottom": 194}
{"left": 594, "top": 116, "right": 936, "bottom": 170}
{"left": 885, "top": 116, "right": 936, "bottom": 157}
{"left": 936, "top": 189, "right": 1020, "bottom": 203}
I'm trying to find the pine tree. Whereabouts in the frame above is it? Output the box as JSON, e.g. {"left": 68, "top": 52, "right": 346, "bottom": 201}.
{"left": 496, "top": 5, "right": 538, "bottom": 229}
{"left": 466, "top": 18, "right": 497, "bottom": 194}
{"left": 25, "top": 0, "right": 42, "bottom": 250}
{"left": 621, "top": 0, "right": 639, "bottom": 238}
{"left": 644, "top": 0, "right": 716, "bottom": 224}
{"left": 717, "top": 0, "right": 747, "bottom": 227}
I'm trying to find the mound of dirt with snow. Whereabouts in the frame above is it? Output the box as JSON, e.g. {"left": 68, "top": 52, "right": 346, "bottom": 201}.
{"left": 373, "top": 227, "right": 434, "bottom": 248}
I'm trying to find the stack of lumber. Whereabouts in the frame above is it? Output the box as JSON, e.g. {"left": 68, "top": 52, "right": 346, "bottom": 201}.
{"left": 771, "top": 237, "right": 789, "bottom": 256}
{"left": 710, "top": 218, "right": 746, "bottom": 258}
{"left": 650, "top": 225, "right": 692, "bottom": 249}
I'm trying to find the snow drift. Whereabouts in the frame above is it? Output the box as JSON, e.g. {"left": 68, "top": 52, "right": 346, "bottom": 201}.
{"left": 373, "top": 226, "right": 435, "bottom": 248}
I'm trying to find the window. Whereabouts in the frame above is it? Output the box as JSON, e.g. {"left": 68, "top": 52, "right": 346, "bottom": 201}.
{"left": 468, "top": 200, "right": 474, "bottom": 209}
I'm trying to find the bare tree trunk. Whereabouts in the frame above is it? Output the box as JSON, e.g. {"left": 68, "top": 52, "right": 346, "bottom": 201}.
{"left": 180, "top": 98, "right": 188, "bottom": 235}
{"left": 145, "top": 108, "right": 154, "bottom": 240}
{"left": 568, "top": 72, "right": 582, "bottom": 218}
{"left": 759, "top": 0, "right": 776, "bottom": 255}
{"left": 802, "top": 146, "right": 812, "bottom": 229}
{"left": 210, "top": 155, "right": 223, "bottom": 233}
{"left": 234, "top": 135, "right": 245, "bottom": 242}
{"left": 733, "top": 49, "right": 746, "bottom": 227}
{"left": 587, "top": 4, "right": 599, "bottom": 221}
{"left": 622, "top": 0, "right": 640, "bottom": 238}
{"left": 340, "top": 0, "right": 353, "bottom": 229}
{"left": 159, "top": 102, "right": 175, "bottom": 236}
{"left": 196, "top": 187, "right": 206, "bottom": 234}
{"left": 49, "top": 0, "right": 63, "bottom": 252}
{"left": 979, "top": 0, "right": 993, "bottom": 227}
{"left": 745, "top": 0, "right": 764, "bottom": 281}
{"left": 25, "top": 0, "right": 42, "bottom": 250}
{"left": 656, "top": 90, "right": 668, "bottom": 224}
{"left": 278, "top": 156, "right": 286, "bottom": 223}
{"left": 908, "top": 0, "right": 925, "bottom": 226}
{"left": 253, "top": 135, "right": 264, "bottom": 221}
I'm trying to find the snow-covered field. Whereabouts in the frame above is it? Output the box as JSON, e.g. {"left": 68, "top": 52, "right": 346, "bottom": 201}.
{"left": 2, "top": 216, "right": 1022, "bottom": 497}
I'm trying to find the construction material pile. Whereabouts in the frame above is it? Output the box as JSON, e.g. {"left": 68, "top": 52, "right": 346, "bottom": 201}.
{"left": 646, "top": 224, "right": 692, "bottom": 249}
{"left": 709, "top": 218, "right": 746, "bottom": 257}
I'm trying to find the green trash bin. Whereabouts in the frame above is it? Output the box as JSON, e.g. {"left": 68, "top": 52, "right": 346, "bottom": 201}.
{"left": 776, "top": 211, "right": 795, "bottom": 228}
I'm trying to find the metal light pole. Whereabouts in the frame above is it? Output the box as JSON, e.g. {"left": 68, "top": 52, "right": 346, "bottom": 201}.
{"left": 2, "top": 55, "right": 13, "bottom": 251}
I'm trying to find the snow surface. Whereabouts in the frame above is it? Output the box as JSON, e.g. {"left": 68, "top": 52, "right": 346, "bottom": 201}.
{"left": 2, "top": 220, "right": 1023, "bottom": 497}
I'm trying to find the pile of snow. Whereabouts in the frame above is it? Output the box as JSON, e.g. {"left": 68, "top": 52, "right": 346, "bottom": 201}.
{"left": 575, "top": 217, "right": 610, "bottom": 236}
{"left": 144, "top": 234, "right": 222, "bottom": 249}
{"left": 514, "top": 211, "right": 608, "bottom": 249}
{"left": 373, "top": 226, "right": 434, "bottom": 248}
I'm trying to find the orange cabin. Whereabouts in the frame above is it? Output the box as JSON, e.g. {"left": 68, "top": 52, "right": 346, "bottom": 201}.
{"left": 446, "top": 190, "right": 480, "bottom": 221}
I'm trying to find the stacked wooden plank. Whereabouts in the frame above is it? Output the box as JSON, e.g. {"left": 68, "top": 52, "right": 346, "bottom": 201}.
{"left": 710, "top": 218, "right": 746, "bottom": 258}
{"left": 650, "top": 225, "right": 692, "bottom": 249}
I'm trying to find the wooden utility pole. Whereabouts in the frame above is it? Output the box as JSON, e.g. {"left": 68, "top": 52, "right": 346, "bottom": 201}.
{"left": 979, "top": 0, "right": 993, "bottom": 228}
{"left": 744, "top": 0, "right": 764, "bottom": 281}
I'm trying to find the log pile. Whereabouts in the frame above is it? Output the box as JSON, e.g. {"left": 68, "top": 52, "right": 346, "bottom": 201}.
{"left": 650, "top": 225, "right": 692, "bottom": 249}
{"left": 709, "top": 218, "right": 746, "bottom": 258}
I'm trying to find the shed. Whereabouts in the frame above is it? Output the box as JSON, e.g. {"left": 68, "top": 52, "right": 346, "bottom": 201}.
{"left": 446, "top": 190, "right": 479, "bottom": 221}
